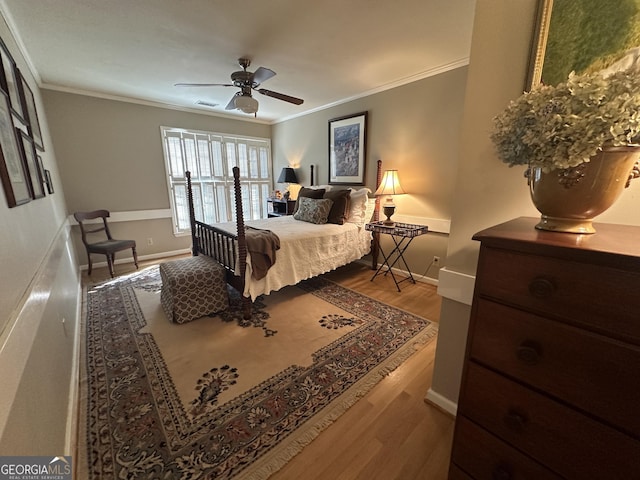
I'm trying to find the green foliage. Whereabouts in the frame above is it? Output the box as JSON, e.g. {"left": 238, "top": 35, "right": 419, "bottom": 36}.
{"left": 492, "top": 69, "right": 640, "bottom": 172}
{"left": 542, "top": 0, "right": 640, "bottom": 85}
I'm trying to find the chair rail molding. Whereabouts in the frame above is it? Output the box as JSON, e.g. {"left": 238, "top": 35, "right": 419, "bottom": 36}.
{"left": 436, "top": 266, "right": 475, "bottom": 306}
{"left": 68, "top": 209, "right": 172, "bottom": 225}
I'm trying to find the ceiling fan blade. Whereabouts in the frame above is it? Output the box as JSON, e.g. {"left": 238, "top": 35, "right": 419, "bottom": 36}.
{"left": 256, "top": 88, "right": 304, "bottom": 105}
{"left": 251, "top": 67, "right": 276, "bottom": 86}
{"left": 225, "top": 94, "right": 238, "bottom": 110}
{"left": 174, "top": 83, "right": 234, "bottom": 87}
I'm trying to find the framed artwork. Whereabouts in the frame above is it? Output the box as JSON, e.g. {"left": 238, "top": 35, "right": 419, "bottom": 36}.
{"left": 18, "top": 71, "right": 44, "bottom": 151}
{"left": 0, "top": 37, "right": 27, "bottom": 124}
{"left": 17, "top": 128, "right": 45, "bottom": 199}
{"left": 37, "top": 155, "right": 49, "bottom": 194}
{"left": 44, "top": 169, "right": 54, "bottom": 194}
{"left": 0, "top": 91, "right": 30, "bottom": 206}
{"left": 328, "top": 111, "right": 367, "bottom": 185}
{"left": 528, "top": 0, "right": 640, "bottom": 88}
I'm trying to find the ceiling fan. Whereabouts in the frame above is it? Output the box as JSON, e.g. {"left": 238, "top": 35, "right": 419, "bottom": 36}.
{"left": 175, "top": 58, "right": 304, "bottom": 115}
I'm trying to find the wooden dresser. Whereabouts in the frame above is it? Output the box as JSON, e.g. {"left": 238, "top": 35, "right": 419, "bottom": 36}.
{"left": 449, "top": 217, "right": 640, "bottom": 480}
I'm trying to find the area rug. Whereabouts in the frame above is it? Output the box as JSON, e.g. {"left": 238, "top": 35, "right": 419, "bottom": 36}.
{"left": 78, "top": 266, "right": 437, "bottom": 479}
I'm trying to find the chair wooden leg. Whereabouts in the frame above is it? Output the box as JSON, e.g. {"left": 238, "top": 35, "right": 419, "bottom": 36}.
{"left": 107, "top": 254, "right": 115, "bottom": 278}
{"left": 132, "top": 246, "right": 139, "bottom": 269}
{"left": 87, "top": 253, "right": 93, "bottom": 275}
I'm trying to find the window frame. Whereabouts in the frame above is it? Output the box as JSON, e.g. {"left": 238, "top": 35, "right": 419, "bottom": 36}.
{"left": 160, "top": 126, "right": 273, "bottom": 235}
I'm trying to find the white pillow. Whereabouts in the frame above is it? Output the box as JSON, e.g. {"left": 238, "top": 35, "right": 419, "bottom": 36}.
{"left": 364, "top": 198, "right": 377, "bottom": 224}
{"left": 346, "top": 188, "right": 371, "bottom": 225}
{"left": 308, "top": 184, "right": 333, "bottom": 191}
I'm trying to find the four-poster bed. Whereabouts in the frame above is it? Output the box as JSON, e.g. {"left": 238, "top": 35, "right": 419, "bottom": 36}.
{"left": 186, "top": 160, "right": 383, "bottom": 318}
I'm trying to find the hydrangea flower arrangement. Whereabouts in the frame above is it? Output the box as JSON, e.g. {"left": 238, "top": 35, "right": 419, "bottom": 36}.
{"left": 491, "top": 68, "right": 640, "bottom": 173}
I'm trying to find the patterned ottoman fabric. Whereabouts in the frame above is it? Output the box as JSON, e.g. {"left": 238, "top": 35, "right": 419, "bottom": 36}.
{"left": 160, "top": 256, "right": 229, "bottom": 324}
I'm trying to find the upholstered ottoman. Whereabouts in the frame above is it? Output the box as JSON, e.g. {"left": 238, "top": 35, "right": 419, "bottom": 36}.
{"left": 160, "top": 255, "right": 228, "bottom": 324}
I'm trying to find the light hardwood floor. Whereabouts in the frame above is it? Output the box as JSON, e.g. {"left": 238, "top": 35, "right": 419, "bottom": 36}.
{"left": 82, "top": 257, "right": 455, "bottom": 479}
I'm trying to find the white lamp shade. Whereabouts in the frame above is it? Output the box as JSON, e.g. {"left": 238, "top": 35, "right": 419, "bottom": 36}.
{"left": 234, "top": 95, "right": 258, "bottom": 114}
{"left": 374, "top": 170, "right": 405, "bottom": 196}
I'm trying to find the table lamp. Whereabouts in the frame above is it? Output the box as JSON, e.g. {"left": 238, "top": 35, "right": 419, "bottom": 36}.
{"left": 374, "top": 169, "right": 405, "bottom": 226}
{"left": 277, "top": 167, "right": 298, "bottom": 199}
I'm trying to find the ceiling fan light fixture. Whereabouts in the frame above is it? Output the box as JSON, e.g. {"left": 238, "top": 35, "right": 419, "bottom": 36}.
{"left": 176, "top": 58, "right": 303, "bottom": 115}
{"left": 234, "top": 95, "right": 258, "bottom": 114}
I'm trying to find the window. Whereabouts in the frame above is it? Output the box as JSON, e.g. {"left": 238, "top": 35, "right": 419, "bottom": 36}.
{"left": 161, "top": 126, "right": 272, "bottom": 234}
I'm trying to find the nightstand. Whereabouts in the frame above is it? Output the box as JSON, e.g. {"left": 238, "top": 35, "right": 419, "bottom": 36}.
{"left": 365, "top": 221, "right": 429, "bottom": 291}
{"left": 267, "top": 198, "right": 296, "bottom": 217}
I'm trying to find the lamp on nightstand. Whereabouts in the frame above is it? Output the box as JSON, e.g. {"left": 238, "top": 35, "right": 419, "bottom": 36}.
{"left": 277, "top": 167, "right": 298, "bottom": 199}
{"left": 374, "top": 169, "right": 405, "bottom": 226}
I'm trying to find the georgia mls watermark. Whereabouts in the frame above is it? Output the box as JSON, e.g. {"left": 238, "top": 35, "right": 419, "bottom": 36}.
{"left": 0, "top": 456, "right": 71, "bottom": 480}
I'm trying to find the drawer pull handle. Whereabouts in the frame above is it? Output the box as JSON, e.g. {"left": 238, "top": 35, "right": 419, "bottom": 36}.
{"left": 516, "top": 341, "right": 541, "bottom": 365}
{"left": 528, "top": 277, "right": 556, "bottom": 298}
{"left": 492, "top": 464, "right": 513, "bottom": 480}
{"left": 504, "top": 409, "right": 528, "bottom": 433}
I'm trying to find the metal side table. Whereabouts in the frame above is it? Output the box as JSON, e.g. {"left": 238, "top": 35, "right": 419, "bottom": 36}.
{"left": 365, "top": 222, "right": 429, "bottom": 292}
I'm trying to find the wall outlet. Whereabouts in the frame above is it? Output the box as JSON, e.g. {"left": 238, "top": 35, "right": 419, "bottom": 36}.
{"left": 433, "top": 256, "right": 440, "bottom": 266}
{"left": 147, "top": 237, "right": 153, "bottom": 246}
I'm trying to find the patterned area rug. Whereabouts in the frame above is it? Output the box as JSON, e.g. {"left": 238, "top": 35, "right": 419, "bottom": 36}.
{"left": 79, "top": 266, "right": 437, "bottom": 479}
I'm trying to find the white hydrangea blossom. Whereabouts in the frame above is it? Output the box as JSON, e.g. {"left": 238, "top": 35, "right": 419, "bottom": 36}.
{"left": 491, "top": 69, "right": 640, "bottom": 172}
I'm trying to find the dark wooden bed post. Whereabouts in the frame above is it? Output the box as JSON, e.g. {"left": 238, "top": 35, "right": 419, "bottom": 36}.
{"left": 232, "top": 166, "right": 252, "bottom": 319}
{"left": 371, "top": 160, "right": 382, "bottom": 270}
{"left": 186, "top": 171, "right": 199, "bottom": 256}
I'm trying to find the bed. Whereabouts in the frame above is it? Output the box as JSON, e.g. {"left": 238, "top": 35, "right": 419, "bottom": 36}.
{"left": 186, "top": 160, "right": 383, "bottom": 318}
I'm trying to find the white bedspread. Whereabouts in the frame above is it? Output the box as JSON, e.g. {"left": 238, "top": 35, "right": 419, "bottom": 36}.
{"left": 215, "top": 216, "right": 372, "bottom": 300}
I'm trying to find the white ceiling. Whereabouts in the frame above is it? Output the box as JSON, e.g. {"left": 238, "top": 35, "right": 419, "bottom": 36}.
{"left": 1, "top": 0, "right": 476, "bottom": 123}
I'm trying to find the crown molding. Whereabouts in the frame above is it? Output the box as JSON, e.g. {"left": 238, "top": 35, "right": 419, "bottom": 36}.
{"left": 274, "top": 57, "right": 470, "bottom": 124}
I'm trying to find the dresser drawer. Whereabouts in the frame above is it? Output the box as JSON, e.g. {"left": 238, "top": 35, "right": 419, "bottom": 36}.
{"left": 459, "top": 363, "right": 640, "bottom": 479}
{"left": 476, "top": 247, "right": 640, "bottom": 343}
{"left": 451, "top": 416, "right": 561, "bottom": 480}
{"left": 469, "top": 299, "right": 640, "bottom": 437}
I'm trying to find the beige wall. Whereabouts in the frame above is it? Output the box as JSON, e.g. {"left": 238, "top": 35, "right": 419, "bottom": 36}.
{"left": 44, "top": 91, "right": 271, "bottom": 213}
{"left": 0, "top": 13, "right": 80, "bottom": 455}
{"left": 42, "top": 90, "right": 272, "bottom": 265}
{"left": 0, "top": 23, "right": 68, "bottom": 337}
{"left": 273, "top": 67, "right": 469, "bottom": 281}
{"left": 429, "top": 0, "right": 542, "bottom": 412}
{"left": 45, "top": 67, "right": 468, "bottom": 281}
{"left": 430, "top": 0, "right": 640, "bottom": 411}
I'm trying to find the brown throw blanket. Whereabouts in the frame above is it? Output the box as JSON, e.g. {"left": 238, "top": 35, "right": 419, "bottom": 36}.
{"left": 245, "top": 226, "right": 280, "bottom": 280}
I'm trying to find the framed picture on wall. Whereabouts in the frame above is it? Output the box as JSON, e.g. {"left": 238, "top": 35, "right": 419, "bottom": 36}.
{"left": 16, "top": 127, "right": 45, "bottom": 199}
{"left": 328, "top": 111, "right": 367, "bottom": 185}
{"left": 37, "top": 154, "right": 50, "bottom": 193}
{"left": 528, "top": 0, "right": 640, "bottom": 88}
{"left": 18, "top": 71, "right": 44, "bottom": 151}
{"left": 0, "top": 91, "right": 30, "bottom": 206}
{"left": 44, "top": 169, "right": 53, "bottom": 194}
{"left": 0, "top": 37, "right": 27, "bottom": 124}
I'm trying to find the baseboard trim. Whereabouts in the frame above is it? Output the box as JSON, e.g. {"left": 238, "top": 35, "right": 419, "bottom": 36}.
{"left": 361, "top": 259, "right": 439, "bottom": 287}
{"left": 424, "top": 388, "right": 458, "bottom": 417}
{"left": 66, "top": 281, "right": 82, "bottom": 455}
{"left": 78, "top": 248, "right": 191, "bottom": 271}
